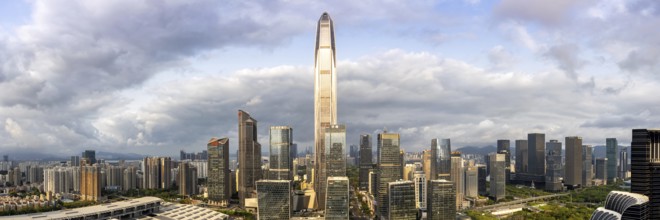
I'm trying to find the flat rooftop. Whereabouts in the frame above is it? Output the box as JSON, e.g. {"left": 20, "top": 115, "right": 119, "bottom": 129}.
{"left": 0, "top": 197, "right": 162, "bottom": 220}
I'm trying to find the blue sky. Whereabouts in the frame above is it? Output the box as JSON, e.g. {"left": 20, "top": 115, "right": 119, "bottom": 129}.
{"left": 0, "top": 0, "right": 659, "bottom": 158}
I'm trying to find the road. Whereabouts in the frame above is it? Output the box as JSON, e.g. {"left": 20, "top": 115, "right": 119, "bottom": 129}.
{"left": 349, "top": 187, "right": 372, "bottom": 220}
{"left": 473, "top": 193, "right": 570, "bottom": 211}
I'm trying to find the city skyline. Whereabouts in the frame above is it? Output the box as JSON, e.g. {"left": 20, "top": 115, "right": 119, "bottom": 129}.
{"left": 0, "top": 1, "right": 659, "bottom": 158}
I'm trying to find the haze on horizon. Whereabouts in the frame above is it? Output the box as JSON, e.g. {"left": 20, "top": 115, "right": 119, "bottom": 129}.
{"left": 0, "top": 0, "right": 659, "bottom": 157}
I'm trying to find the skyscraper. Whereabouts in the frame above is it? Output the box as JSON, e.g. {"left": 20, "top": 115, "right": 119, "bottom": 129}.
{"left": 450, "top": 152, "right": 463, "bottom": 209}
{"left": 565, "top": 136, "right": 583, "bottom": 188}
{"left": 80, "top": 164, "right": 101, "bottom": 201}
{"left": 208, "top": 137, "right": 231, "bottom": 207}
{"left": 377, "top": 132, "right": 402, "bottom": 218}
{"left": 359, "top": 134, "right": 373, "bottom": 190}
{"left": 477, "top": 165, "right": 487, "bottom": 196}
{"left": 631, "top": 129, "right": 660, "bottom": 219}
{"left": 545, "top": 140, "right": 563, "bottom": 192}
{"left": 528, "top": 133, "right": 545, "bottom": 176}
{"left": 465, "top": 165, "right": 478, "bottom": 198}
{"left": 515, "top": 140, "right": 528, "bottom": 175}
{"left": 595, "top": 158, "right": 608, "bottom": 184}
{"left": 325, "top": 176, "right": 349, "bottom": 220}
{"left": 583, "top": 145, "right": 594, "bottom": 187}
{"left": 325, "top": 124, "right": 346, "bottom": 178}
{"left": 314, "top": 12, "right": 338, "bottom": 210}
{"left": 422, "top": 150, "right": 432, "bottom": 181}
{"left": 256, "top": 180, "right": 292, "bottom": 220}
{"left": 82, "top": 150, "right": 96, "bottom": 165}
{"left": 619, "top": 147, "right": 628, "bottom": 180}
{"left": 70, "top": 156, "right": 80, "bottom": 167}
{"left": 413, "top": 171, "right": 426, "bottom": 210}
{"left": 239, "top": 110, "right": 262, "bottom": 208}
{"left": 178, "top": 162, "right": 198, "bottom": 196}
{"left": 489, "top": 153, "right": 506, "bottom": 201}
{"left": 269, "top": 126, "right": 293, "bottom": 180}
{"left": 431, "top": 138, "right": 451, "bottom": 180}
{"left": 427, "top": 179, "right": 456, "bottom": 220}
{"left": 606, "top": 138, "right": 618, "bottom": 184}
{"left": 497, "top": 140, "right": 511, "bottom": 183}
{"left": 143, "top": 157, "right": 172, "bottom": 190}
{"left": 388, "top": 180, "right": 416, "bottom": 220}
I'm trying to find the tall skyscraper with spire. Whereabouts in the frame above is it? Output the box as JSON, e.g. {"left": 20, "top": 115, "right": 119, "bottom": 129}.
{"left": 313, "top": 12, "right": 338, "bottom": 210}
{"left": 238, "top": 110, "right": 262, "bottom": 208}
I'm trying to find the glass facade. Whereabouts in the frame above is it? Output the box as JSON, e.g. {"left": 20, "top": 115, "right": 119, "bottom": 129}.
{"left": 257, "top": 180, "right": 291, "bottom": 220}
{"left": 431, "top": 138, "right": 451, "bottom": 181}
{"left": 388, "top": 180, "right": 416, "bottom": 220}
{"left": 377, "top": 132, "right": 402, "bottom": 219}
{"left": 269, "top": 126, "right": 293, "bottom": 180}
{"left": 208, "top": 137, "right": 230, "bottom": 206}
{"left": 325, "top": 177, "right": 349, "bottom": 219}
{"left": 427, "top": 179, "right": 456, "bottom": 220}
{"left": 325, "top": 124, "right": 346, "bottom": 178}
{"left": 314, "top": 12, "right": 338, "bottom": 210}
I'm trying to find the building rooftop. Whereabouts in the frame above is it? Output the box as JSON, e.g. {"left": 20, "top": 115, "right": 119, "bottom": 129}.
{"left": 0, "top": 197, "right": 162, "bottom": 220}
{"left": 138, "top": 202, "right": 228, "bottom": 220}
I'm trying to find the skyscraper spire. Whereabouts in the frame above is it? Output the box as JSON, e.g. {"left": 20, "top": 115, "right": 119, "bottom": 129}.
{"left": 313, "top": 12, "right": 338, "bottom": 210}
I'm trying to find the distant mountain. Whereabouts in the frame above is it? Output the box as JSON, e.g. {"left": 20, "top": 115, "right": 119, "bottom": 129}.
{"left": 96, "top": 151, "right": 146, "bottom": 160}
{"left": 456, "top": 145, "right": 497, "bottom": 155}
{"left": 2, "top": 150, "right": 147, "bottom": 161}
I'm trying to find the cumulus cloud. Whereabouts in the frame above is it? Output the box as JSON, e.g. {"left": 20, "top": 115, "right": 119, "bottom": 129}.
{"left": 1, "top": 0, "right": 660, "bottom": 157}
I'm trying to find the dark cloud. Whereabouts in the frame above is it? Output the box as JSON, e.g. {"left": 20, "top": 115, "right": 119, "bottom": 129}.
{"left": 494, "top": 0, "right": 592, "bottom": 26}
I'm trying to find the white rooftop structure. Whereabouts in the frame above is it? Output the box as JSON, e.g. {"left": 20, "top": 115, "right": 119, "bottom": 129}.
{"left": 0, "top": 197, "right": 162, "bottom": 220}
{"left": 138, "top": 202, "right": 228, "bottom": 220}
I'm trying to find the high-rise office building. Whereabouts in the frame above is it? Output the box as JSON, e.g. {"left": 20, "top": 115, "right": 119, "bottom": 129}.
{"left": 316, "top": 124, "right": 346, "bottom": 208}
{"left": 465, "top": 166, "right": 478, "bottom": 198}
{"left": 143, "top": 157, "right": 172, "bottom": 190}
{"left": 422, "top": 150, "right": 432, "bottom": 181}
{"left": 350, "top": 145, "right": 359, "bottom": 165}
{"left": 313, "top": 12, "right": 338, "bottom": 210}
{"left": 369, "top": 170, "right": 378, "bottom": 196}
{"left": 477, "top": 165, "right": 487, "bottom": 196}
{"left": 528, "top": 133, "right": 545, "bottom": 176}
{"left": 325, "top": 176, "right": 349, "bottom": 220}
{"left": 619, "top": 147, "right": 628, "bottom": 180}
{"left": 82, "top": 150, "right": 96, "bottom": 165}
{"left": 269, "top": 126, "right": 293, "bottom": 180}
{"left": 80, "top": 164, "right": 101, "bottom": 201}
{"left": 583, "top": 145, "right": 594, "bottom": 187}
{"left": 325, "top": 124, "right": 346, "bottom": 178}
{"left": 388, "top": 180, "right": 416, "bottom": 220}
{"left": 545, "top": 140, "right": 563, "bottom": 192}
{"left": 595, "top": 158, "right": 608, "bottom": 184}
{"left": 589, "top": 191, "right": 649, "bottom": 220}
{"left": 427, "top": 179, "right": 456, "bottom": 220}
{"left": 256, "top": 180, "right": 292, "bottom": 220}
{"left": 606, "top": 138, "right": 618, "bottom": 184}
{"left": 631, "top": 129, "right": 660, "bottom": 219}
{"left": 431, "top": 138, "right": 451, "bottom": 181}
{"left": 359, "top": 134, "right": 373, "bottom": 190}
{"left": 178, "top": 162, "right": 198, "bottom": 196}
{"left": 515, "top": 140, "right": 528, "bottom": 175}
{"left": 377, "top": 132, "right": 402, "bottom": 218}
{"left": 565, "top": 136, "right": 583, "bottom": 188}
{"left": 413, "top": 171, "right": 426, "bottom": 210}
{"left": 238, "top": 110, "right": 262, "bottom": 208}
{"left": 450, "top": 152, "right": 463, "bottom": 209}
{"left": 208, "top": 137, "right": 230, "bottom": 207}
{"left": 497, "top": 140, "right": 511, "bottom": 183}
{"left": 489, "top": 153, "right": 506, "bottom": 201}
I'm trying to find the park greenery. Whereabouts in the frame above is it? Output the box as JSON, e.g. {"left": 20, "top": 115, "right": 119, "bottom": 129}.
{"left": 468, "top": 183, "right": 626, "bottom": 220}
{"left": 217, "top": 209, "right": 255, "bottom": 220}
